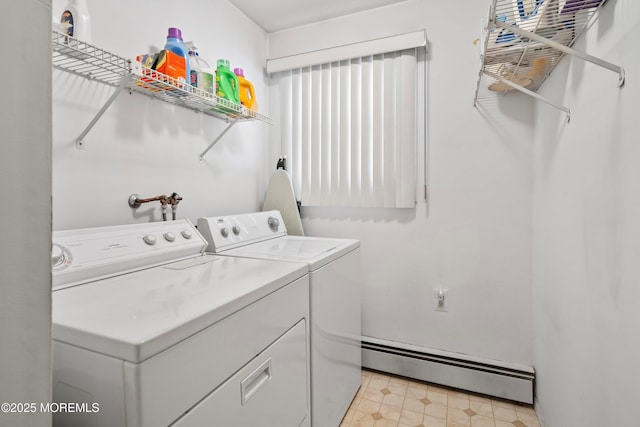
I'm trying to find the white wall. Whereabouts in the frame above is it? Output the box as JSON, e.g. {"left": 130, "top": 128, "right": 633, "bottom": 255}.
{"left": 269, "top": 0, "right": 536, "bottom": 367}
{"left": 533, "top": 1, "right": 640, "bottom": 425}
{"left": 51, "top": 0, "right": 270, "bottom": 230}
{"left": 0, "top": 0, "right": 52, "bottom": 425}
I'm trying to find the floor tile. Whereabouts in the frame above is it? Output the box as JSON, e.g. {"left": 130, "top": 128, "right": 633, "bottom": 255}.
{"left": 470, "top": 400, "right": 493, "bottom": 417}
{"left": 515, "top": 412, "right": 541, "bottom": 427}
{"left": 449, "top": 395, "right": 470, "bottom": 411}
{"left": 399, "top": 407, "right": 424, "bottom": 425}
{"left": 424, "top": 403, "right": 447, "bottom": 419}
{"left": 423, "top": 414, "right": 447, "bottom": 427}
{"left": 388, "top": 379, "right": 410, "bottom": 396}
{"left": 470, "top": 414, "right": 496, "bottom": 427}
{"left": 363, "top": 387, "right": 387, "bottom": 402}
{"left": 379, "top": 403, "right": 402, "bottom": 422}
{"left": 382, "top": 392, "right": 405, "bottom": 408}
{"left": 447, "top": 408, "right": 472, "bottom": 426}
{"left": 342, "top": 370, "right": 541, "bottom": 427}
{"left": 370, "top": 377, "right": 392, "bottom": 391}
{"left": 407, "top": 385, "right": 428, "bottom": 400}
{"left": 492, "top": 405, "right": 517, "bottom": 422}
{"left": 359, "top": 398, "right": 382, "bottom": 414}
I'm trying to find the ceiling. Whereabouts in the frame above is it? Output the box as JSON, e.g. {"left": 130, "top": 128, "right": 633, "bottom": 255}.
{"left": 229, "top": 0, "right": 409, "bottom": 33}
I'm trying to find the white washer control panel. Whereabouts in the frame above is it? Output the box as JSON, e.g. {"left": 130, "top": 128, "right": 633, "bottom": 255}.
{"left": 52, "top": 219, "right": 207, "bottom": 290}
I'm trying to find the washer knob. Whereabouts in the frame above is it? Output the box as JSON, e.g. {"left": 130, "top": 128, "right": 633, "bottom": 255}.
{"left": 51, "top": 244, "right": 65, "bottom": 267}
{"left": 181, "top": 229, "right": 193, "bottom": 239}
{"left": 267, "top": 217, "right": 280, "bottom": 232}
{"left": 143, "top": 234, "right": 157, "bottom": 245}
{"left": 163, "top": 232, "right": 176, "bottom": 242}
{"left": 220, "top": 227, "right": 230, "bottom": 238}
{"left": 232, "top": 226, "right": 241, "bottom": 235}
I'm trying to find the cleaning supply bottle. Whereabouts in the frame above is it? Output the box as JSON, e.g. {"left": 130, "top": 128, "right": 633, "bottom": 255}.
{"left": 60, "top": 0, "right": 91, "bottom": 43}
{"left": 185, "top": 42, "right": 214, "bottom": 94}
{"left": 216, "top": 59, "right": 240, "bottom": 105}
{"left": 234, "top": 68, "right": 258, "bottom": 111}
{"left": 164, "top": 28, "right": 190, "bottom": 84}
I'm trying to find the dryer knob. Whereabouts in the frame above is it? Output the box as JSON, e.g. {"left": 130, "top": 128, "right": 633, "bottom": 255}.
{"left": 181, "top": 229, "right": 193, "bottom": 239}
{"left": 163, "top": 232, "right": 176, "bottom": 242}
{"left": 51, "top": 244, "right": 65, "bottom": 267}
{"left": 143, "top": 234, "right": 157, "bottom": 245}
{"left": 267, "top": 217, "right": 280, "bottom": 232}
{"left": 232, "top": 226, "right": 241, "bottom": 235}
{"left": 220, "top": 227, "right": 230, "bottom": 238}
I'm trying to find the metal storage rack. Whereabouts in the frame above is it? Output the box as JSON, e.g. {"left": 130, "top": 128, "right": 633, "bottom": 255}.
{"left": 473, "top": 0, "right": 624, "bottom": 121}
{"left": 51, "top": 30, "right": 272, "bottom": 160}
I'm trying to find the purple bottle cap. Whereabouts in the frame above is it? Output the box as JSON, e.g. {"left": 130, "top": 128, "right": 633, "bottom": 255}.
{"left": 234, "top": 68, "right": 244, "bottom": 77}
{"left": 167, "top": 27, "right": 183, "bottom": 40}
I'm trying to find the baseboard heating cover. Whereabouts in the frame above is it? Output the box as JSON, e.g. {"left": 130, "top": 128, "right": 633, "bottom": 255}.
{"left": 362, "top": 337, "right": 534, "bottom": 404}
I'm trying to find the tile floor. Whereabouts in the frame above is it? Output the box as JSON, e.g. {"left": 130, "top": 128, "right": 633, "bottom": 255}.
{"left": 341, "top": 370, "right": 540, "bottom": 427}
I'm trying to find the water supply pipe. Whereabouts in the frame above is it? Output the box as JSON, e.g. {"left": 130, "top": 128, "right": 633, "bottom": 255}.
{"left": 128, "top": 193, "right": 171, "bottom": 221}
{"left": 168, "top": 192, "right": 183, "bottom": 220}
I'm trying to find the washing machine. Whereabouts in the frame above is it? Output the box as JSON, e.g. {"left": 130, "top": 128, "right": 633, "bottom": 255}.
{"left": 51, "top": 219, "right": 310, "bottom": 427}
{"left": 197, "top": 211, "right": 362, "bottom": 427}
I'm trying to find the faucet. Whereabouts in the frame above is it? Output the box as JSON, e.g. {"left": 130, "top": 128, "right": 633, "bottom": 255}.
{"left": 128, "top": 193, "right": 181, "bottom": 221}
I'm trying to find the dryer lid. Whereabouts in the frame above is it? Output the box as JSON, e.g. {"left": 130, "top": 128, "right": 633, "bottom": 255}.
{"left": 222, "top": 235, "right": 360, "bottom": 271}
{"left": 52, "top": 255, "right": 308, "bottom": 363}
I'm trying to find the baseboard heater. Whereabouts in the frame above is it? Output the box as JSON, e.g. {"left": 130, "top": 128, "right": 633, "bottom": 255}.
{"left": 362, "top": 338, "right": 534, "bottom": 404}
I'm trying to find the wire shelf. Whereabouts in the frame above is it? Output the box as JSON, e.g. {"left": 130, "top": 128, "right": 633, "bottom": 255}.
{"left": 475, "top": 0, "right": 608, "bottom": 105}
{"left": 52, "top": 31, "right": 131, "bottom": 86}
{"left": 51, "top": 30, "right": 272, "bottom": 125}
{"left": 129, "top": 64, "right": 272, "bottom": 124}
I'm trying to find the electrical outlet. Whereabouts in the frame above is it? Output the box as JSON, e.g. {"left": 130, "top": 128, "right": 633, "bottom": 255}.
{"left": 433, "top": 287, "right": 447, "bottom": 312}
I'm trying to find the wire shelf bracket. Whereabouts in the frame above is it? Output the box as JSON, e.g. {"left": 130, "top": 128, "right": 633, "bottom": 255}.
{"left": 484, "top": 70, "right": 571, "bottom": 121}
{"left": 199, "top": 115, "right": 242, "bottom": 162}
{"left": 75, "top": 78, "right": 129, "bottom": 149}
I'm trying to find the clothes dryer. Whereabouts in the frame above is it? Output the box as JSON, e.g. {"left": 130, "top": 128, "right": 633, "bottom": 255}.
{"left": 198, "top": 211, "right": 361, "bottom": 427}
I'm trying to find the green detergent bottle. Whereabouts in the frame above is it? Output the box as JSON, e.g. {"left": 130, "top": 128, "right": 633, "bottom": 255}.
{"left": 216, "top": 59, "right": 240, "bottom": 107}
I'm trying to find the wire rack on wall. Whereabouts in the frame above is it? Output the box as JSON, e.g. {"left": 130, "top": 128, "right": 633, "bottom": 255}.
{"left": 51, "top": 30, "right": 272, "bottom": 158}
{"left": 473, "top": 0, "right": 624, "bottom": 120}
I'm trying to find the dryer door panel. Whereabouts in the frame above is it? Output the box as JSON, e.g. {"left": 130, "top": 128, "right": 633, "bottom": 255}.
{"left": 173, "top": 320, "right": 308, "bottom": 427}
{"left": 123, "top": 275, "right": 309, "bottom": 427}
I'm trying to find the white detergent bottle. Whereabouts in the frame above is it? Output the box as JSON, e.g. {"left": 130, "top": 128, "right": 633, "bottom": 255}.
{"left": 185, "top": 41, "right": 214, "bottom": 94}
{"left": 60, "top": 0, "right": 91, "bottom": 43}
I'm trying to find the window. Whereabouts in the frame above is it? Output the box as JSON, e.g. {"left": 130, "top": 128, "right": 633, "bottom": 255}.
{"left": 273, "top": 48, "right": 419, "bottom": 208}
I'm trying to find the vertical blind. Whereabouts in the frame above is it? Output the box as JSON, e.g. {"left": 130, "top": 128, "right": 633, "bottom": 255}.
{"left": 274, "top": 48, "right": 417, "bottom": 208}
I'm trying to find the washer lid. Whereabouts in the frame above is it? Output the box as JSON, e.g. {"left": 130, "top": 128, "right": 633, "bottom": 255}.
{"left": 52, "top": 255, "right": 308, "bottom": 363}
{"left": 222, "top": 235, "right": 360, "bottom": 271}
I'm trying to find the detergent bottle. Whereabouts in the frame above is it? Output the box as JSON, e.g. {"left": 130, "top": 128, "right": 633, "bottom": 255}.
{"left": 215, "top": 59, "right": 240, "bottom": 105}
{"left": 60, "top": 0, "right": 91, "bottom": 42}
{"left": 164, "top": 27, "right": 189, "bottom": 84}
{"left": 185, "top": 42, "right": 214, "bottom": 94}
{"left": 234, "top": 68, "right": 258, "bottom": 112}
